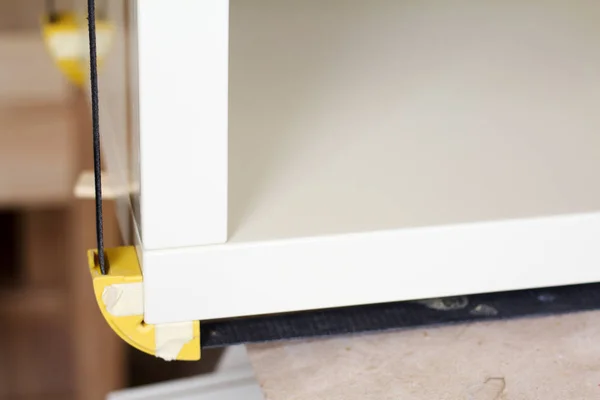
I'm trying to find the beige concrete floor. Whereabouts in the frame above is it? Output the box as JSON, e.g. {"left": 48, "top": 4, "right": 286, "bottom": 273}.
{"left": 248, "top": 310, "right": 600, "bottom": 399}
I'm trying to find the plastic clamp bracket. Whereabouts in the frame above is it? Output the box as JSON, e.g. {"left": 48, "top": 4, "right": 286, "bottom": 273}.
{"left": 88, "top": 246, "right": 200, "bottom": 361}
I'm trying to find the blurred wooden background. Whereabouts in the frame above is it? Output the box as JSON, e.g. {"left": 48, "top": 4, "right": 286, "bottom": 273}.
{"left": 0, "top": 0, "right": 126, "bottom": 393}
{"left": 0, "top": 2, "right": 222, "bottom": 399}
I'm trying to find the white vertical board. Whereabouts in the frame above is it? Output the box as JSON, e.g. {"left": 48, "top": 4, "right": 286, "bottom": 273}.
{"left": 136, "top": 0, "right": 229, "bottom": 250}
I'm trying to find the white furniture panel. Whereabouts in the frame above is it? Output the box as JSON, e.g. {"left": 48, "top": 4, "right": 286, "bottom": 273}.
{"left": 144, "top": 212, "right": 600, "bottom": 323}
{"left": 101, "top": 0, "right": 600, "bottom": 323}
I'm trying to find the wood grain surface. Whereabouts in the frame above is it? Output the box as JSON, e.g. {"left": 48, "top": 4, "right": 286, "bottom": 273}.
{"left": 249, "top": 310, "right": 600, "bottom": 399}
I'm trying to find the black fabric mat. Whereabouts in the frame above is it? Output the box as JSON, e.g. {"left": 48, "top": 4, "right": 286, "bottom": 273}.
{"left": 200, "top": 283, "right": 600, "bottom": 348}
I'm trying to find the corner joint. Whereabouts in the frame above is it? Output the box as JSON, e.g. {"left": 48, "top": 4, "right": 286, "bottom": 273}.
{"left": 87, "top": 246, "right": 200, "bottom": 361}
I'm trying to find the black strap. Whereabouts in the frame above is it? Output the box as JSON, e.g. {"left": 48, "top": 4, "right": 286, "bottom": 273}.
{"left": 200, "top": 283, "right": 600, "bottom": 348}
{"left": 86, "top": 0, "right": 107, "bottom": 274}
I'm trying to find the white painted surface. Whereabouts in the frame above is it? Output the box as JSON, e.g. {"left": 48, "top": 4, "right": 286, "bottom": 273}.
{"left": 137, "top": 0, "right": 229, "bottom": 250}
{"left": 226, "top": 0, "right": 600, "bottom": 242}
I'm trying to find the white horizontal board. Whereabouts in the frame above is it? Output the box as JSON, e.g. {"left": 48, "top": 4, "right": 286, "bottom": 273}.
{"left": 144, "top": 212, "right": 600, "bottom": 323}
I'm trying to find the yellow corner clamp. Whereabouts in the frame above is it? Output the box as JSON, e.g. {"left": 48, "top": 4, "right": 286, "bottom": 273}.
{"left": 41, "top": 11, "right": 114, "bottom": 87}
{"left": 88, "top": 246, "right": 201, "bottom": 361}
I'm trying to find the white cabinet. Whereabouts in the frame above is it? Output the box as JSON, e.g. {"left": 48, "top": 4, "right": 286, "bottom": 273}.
{"left": 97, "top": 0, "right": 600, "bottom": 324}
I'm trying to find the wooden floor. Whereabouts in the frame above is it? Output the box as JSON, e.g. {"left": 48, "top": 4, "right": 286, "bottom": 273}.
{"left": 248, "top": 310, "right": 600, "bottom": 399}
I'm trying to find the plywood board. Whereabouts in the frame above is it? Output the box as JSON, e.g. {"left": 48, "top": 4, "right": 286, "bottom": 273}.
{"left": 248, "top": 311, "right": 600, "bottom": 399}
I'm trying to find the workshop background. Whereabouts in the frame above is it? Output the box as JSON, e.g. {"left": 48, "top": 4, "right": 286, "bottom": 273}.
{"left": 0, "top": 1, "right": 222, "bottom": 399}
